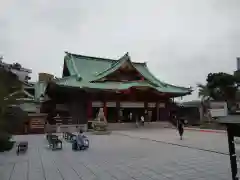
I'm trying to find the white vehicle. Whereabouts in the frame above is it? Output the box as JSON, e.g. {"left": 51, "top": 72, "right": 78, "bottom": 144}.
{"left": 209, "top": 101, "right": 228, "bottom": 118}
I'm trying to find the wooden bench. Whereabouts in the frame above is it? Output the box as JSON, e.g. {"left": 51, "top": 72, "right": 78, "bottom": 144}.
{"left": 47, "top": 134, "right": 62, "bottom": 150}
{"left": 63, "top": 132, "right": 68, "bottom": 139}
{"left": 49, "top": 139, "right": 62, "bottom": 150}
{"left": 46, "top": 133, "right": 58, "bottom": 140}
{"left": 16, "top": 141, "right": 28, "bottom": 155}
{"left": 63, "top": 132, "right": 76, "bottom": 141}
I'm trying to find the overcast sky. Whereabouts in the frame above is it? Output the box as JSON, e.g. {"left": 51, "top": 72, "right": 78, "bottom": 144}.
{"left": 1, "top": 0, "right": 240, "bottom": 101}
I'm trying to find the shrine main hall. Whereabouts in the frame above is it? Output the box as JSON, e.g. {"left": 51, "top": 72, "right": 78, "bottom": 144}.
{"left": 40, "top": 52, "right": 191, "bottom": 131}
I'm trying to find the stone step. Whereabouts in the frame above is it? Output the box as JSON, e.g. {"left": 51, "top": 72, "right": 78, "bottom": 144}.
{"left": 108, "top": 121, "right": 174, "bottom": 130}
{"left": 45, "top": 121, "right": 174, "bottom": 132}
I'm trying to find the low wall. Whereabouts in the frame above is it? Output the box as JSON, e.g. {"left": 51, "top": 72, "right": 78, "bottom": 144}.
{"left": 47, "top": 124, "right": 87, "bottom": 133}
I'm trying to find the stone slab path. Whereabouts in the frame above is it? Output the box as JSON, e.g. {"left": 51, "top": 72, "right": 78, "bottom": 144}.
{"left": 0, "top": 131, "right": 231, "bottom": 180}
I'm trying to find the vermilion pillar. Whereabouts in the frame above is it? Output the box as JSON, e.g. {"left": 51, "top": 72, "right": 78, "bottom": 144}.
{"left": 156, "top": 102, "right": 160, "bottom": 121}
{"left": 87, "top": 101, "right": 92, "bottom": 120}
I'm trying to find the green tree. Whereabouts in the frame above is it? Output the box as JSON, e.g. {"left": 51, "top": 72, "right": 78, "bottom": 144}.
{"left": 4, "top": 106, "right": 29, "bottom": 134}
{"left": 197, "top": 83, "right": 210, "bottom": 99}
{"left": 0, "top": 65, "right": 22, "bottom": 151}
{"left": 197, "top": 83, "right": 211, "bottom": 122}
{"left": 234, "top": 70, "right": 240, "bottom": 88}
{"left": 206, "top": 72, "right": 237, "bottom": 102}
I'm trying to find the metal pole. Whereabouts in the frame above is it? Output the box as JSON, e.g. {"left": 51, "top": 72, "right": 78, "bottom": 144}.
{"left": 227, "top": 125, "right": 239, "bottom": 180}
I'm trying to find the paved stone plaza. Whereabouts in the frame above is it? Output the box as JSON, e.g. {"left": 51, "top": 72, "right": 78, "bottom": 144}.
{"left": 116, "top": 128, "right": 229, "bottom": 154}
{"left": 0, "top": 129, "right": 231, "bottom": 180}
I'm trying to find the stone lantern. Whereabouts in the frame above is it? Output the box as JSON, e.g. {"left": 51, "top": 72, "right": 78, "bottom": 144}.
{"left": 217, "top": 115, "right": 240, "bottom": 180}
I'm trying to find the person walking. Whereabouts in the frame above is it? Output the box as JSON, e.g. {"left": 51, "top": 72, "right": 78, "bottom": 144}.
{"left": 177, "top": 118, "right": 184, "bottom": 140}
{"left": 140, "top": 115, "right": 145, "bottom": 126}
{"left": 135, "top": 117, "right": 139, "bottom": 128}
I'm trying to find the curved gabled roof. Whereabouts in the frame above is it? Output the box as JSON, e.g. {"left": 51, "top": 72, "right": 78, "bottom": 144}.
{"left": 95, "top": 53, "right": 130, "bottom": 77}
{"left": 61, "top": 52, "right": 192, "bottom": 95}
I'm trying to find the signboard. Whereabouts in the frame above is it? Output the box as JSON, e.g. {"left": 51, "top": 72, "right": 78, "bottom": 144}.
{"left": 30, "top": 118, "right": 44, "bottom": 129}
{"left": 120, "top": 102, "right": 144, "bottom": 108}
{"left": 148, "top": 103, "right": 156, "bottom": 108}
{"left": 106, "top": 102, "right": 116, "bottom": 107}
{"left": 159, "top": 103, "right": 165, "bottom": 108}
{"left": 209, "top": 101, "right": 228, "bottom": 117}
{"left": 92, "top": 101, "right": 103, "bottom": 107}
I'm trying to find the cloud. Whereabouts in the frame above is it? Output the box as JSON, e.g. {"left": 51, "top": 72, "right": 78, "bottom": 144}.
{"left": 0, "top": 0, "right": 240, "bottom": 101}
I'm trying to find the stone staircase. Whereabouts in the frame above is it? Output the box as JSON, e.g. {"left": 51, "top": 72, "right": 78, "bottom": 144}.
{"left": 45, "top": 122, "right": 174, "bottom": 133}
{"left": 108, "top": 121, "right": 174, "bottom": 131}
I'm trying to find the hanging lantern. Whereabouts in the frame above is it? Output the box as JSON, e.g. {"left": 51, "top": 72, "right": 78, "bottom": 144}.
{"left": 122, "top": 88, "right": 131, "bottom": 94}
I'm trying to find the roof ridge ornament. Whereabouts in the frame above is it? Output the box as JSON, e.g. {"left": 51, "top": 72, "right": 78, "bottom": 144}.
{"left": 121, "top": 52, "right": 129, "bottom": 60}
{"left": 70, "top": 54, "right": 82, "bottom": 80}
{"left": 77, "top": 74, "right": 82, "bottom": 81}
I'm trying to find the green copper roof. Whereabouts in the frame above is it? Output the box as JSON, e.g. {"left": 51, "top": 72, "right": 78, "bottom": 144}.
{"left": 55, "top": 75, "right": 154, "bottom": 89}
{"left": 20, "top": 102, "right": 39, "bottom": 112}
{"left": 58, "top": 52, "right": 191, "bottom": 95}
{"left": 34, "top": 81, "right": 47, "bottom": 101}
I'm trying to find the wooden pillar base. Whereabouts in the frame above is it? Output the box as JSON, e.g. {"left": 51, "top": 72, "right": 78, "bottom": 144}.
{"left": 116, "top": 101, "right": 121, "bottom": 123}
{"left": 156, "top": 102, "right": 160, "bottom": 121}
{"left": 87, "top": 101, "right": 92, "bottom": 120}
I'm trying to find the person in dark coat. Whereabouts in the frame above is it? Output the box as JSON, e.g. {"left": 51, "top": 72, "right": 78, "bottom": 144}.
{"left": 177, "top": 118, "right": 184, "bottom": 140}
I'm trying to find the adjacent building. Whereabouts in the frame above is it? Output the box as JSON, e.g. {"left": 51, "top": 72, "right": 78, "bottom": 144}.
{"left": 0, "top": 58, "right": 47, "bottom": 134}
{"left": 0, "top": 58, "right": 31, "bottom": 82}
